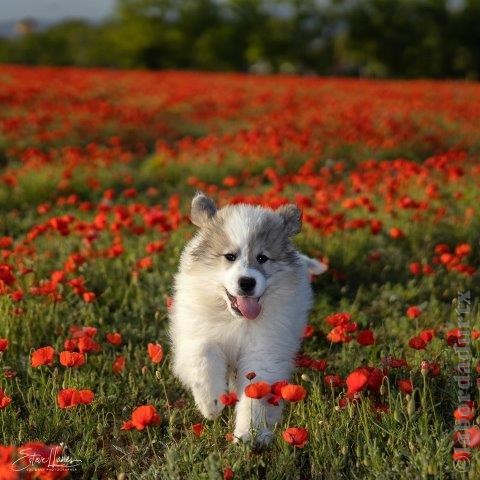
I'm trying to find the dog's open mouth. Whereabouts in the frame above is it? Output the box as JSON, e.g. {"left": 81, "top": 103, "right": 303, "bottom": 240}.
{"left": 225, "top": 289, "right": 261, "bottom": 320}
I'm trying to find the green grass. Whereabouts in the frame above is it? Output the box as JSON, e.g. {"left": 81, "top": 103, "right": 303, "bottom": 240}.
{"left": 1, "top": 156, "right": 479, "bottom": 479}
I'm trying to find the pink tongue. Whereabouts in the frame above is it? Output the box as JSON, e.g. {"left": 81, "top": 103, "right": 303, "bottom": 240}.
{"left": 236, "top": 296, "right": 261, "bottom": 320}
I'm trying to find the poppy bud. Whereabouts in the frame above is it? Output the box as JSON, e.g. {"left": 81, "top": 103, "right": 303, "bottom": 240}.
{"left": 407, "top": 397, "right": 416, "bottom": 417}
{"left": 245, "top": 371, "right": 256, "bottom": 380}
{"left": 301, "top": 374, "right": 311, "bottom": 382}
{"left": 394, "top": 409, "right": 402, "bottom": 423}
{"left": 141, "top": 366, "right": 148, "bottom": 376}
{"left": 155, "top": 370, "right": 161, "bottom": 380}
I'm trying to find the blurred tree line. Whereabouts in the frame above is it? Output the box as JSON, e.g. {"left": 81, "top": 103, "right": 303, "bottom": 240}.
{"left": 1, "top": 0, "right": 479, "bottom": 78}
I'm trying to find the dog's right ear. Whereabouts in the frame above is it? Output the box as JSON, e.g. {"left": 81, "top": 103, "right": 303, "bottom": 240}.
{"left": 191, "top": 192, "right": 217, "bottom": 228}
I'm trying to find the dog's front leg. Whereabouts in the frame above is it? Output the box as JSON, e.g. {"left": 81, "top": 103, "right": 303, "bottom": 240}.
{"left": 233, "top": 360, "right": 291, "bottom": 445}
{"left": 173, "top": 342, "right": 227, "bottom": 420}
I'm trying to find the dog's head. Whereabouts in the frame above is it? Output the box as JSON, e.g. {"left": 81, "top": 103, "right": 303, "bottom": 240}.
{"left": 188, "top": 192, "right": 309, "bottom": 320}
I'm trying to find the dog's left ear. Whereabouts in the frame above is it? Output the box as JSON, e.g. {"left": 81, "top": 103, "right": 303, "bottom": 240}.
{"left": 191, "top": 192, "right": 217, "bottom": 228}
{"left": 277, "top": 204, "right": 301, "bottom": 236}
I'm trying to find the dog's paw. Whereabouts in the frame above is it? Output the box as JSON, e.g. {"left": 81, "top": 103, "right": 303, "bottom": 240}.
{"left": 233, "top": 428, "right": 273, "bottom": 446}
{"left": 196, "top": 397, "right": 224, "bottom": 420}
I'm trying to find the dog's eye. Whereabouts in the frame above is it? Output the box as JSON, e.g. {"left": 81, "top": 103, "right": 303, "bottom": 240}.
{"left": 224, "top": 253, "right": 237, "bottom": 262}
{"left": 256, "top": 254, "right": 269, "bottom": 264}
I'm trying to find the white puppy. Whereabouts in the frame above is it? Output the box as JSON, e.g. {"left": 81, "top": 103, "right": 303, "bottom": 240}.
{"left": 169, "top": 193, "right": 326, "bottom": 444}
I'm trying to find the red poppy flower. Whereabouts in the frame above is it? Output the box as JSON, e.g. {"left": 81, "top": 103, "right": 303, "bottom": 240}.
{"left": 282, "top": 427, "right": 309, "bottom": 447}
{"left": 310, "top": 359, "right": 327, "bottom": 371}
{"left": 223, "top": 467, "right": 235, "bottom": 480}
{"left": 0, "top": 389, "right": 12, "bottom": 409}
{"left": 454, "top": 426, "right": 480, "bottom": 448}
{"left": 408, "top": 337, "right": 426, "bottom": 350}
{"left": 346, "top": 369, "right": 369, "bottom": 396}
{"left": 365, "top": 367, "right": 384, "bottom": 393}
{"left": 219, "top": 391, "right": 238, "bottom": 406}
{"left": 147, "top": 343, "right": 164, "bottom": 363}
{"left": 389, "top": 227, "right": 405, "bottom": 239}
{"left": 280, "top": 384, "right": 307, "bottom": 402}
{"left": 452, "top": 450, "right": 471, "bottom": 462}
{"left": 0, "top": 338, "right": 8, "bottom": 352}
{"left": 59, "top": 351, "right": 86, "bottom": 367}
{"left": 57, "top": 388, "right": 94, "bottom": 408}
{"left": 406, "top": 306, "right": 422, "bottom": 319}
{"left": 455, "top": 243, "right": 471, "bottom": 256}
{"left": 112, "top": 355, "right": 126, "bottom": 373}
{"left": 244, "top": 381, "right": 271, "bottom": 399}
{"left": 106, "top": 332, "right": 122, "bottom": 346}
{"left": 325, "top": 312, "right": 351, "bottom": 327}
{"left": 434, "top": 243, "right": 450, "bottom": 255}
{"left": 454, "top": 401, "right": 475, "bottom": 421}
{"left": 302, "top": 324, "right": 315, "bottom": 338}
{"left": 192, "top": 423, "right": 203, "bottom": 437}
{"left": 419, "top": 329, "right": 435, "bottom": 343}
{"left": 356, "top": 329, "right": 375, "bottom": 346}
{"left": 31, "top": 346, "right": 55, "bottom": 367}
{"left": 136, "top": 256, "right": 153, "bottom": 270}
{"left": 327, "top": 325, "right": 354, "bottom": 343}
{"left": 445, "top": 329, "right": 468, "bottom": 347}
{"left": 77, "top": 336, "right": 101, "bottom": 353}
{"left": 10, "top": 291, "right": 23, "bottom": 302}
{"left": 83, "top": 291, "right": 96, "bottom": 303}
{"left": 270, "top": 380, "right": 288, "bottom": 396}
{"left": 397, "top": 379, "right": 413, "bottom": 394}
{"left": 324, "top": 375, "right": 343, "bottom": 388}
{"left": 146, "top": 241, "right": 165, "bottom": 254}
{"left": 409, "top": 262, "right": 422, "bottom": 275}
{"left": 70, "top": 325, "right": 97, "bottom": 338}
{"left": 295, "top": 354, "right": 313, "bottom": 368}
{"left": 0, "top": 265, "right": 15, "bottom": 286}
{"left": 122, "top": 405, "right": 161, "bottom": 430}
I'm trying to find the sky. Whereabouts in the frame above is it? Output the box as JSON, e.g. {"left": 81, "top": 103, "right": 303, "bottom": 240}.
{"left": 0, "top": 0, "right": 116, "bottom": 21}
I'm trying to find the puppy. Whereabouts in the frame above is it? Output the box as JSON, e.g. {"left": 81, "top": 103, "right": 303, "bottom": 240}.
{"left": 169, "top": 193, "right": 326, "bottom": 444}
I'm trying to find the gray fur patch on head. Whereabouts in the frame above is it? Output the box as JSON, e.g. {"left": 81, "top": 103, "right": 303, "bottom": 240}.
{"left": 276, "top": 204, "right": 302, "bottom": 237}
{"left": 190, "top": 215, "right": 230, "bottom": 265}
{"left": 246, "top": 211, "right": 301, "bottom": 271}
{"left": 191, "top": 192, "right": 217, "bottom": 228}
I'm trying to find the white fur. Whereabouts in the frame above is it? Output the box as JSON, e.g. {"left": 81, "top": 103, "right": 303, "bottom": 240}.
{"left": 169, "top": 202, "right": 325, "bottom": 444}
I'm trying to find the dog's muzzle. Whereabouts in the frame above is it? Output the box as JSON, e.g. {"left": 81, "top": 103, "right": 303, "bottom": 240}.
{"left": 225, "top": 289, "right": 261, "bottom": 320}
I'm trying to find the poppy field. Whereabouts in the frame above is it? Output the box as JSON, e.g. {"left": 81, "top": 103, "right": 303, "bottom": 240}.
{"left": 1, "top": 65, "right": 480, "bottom": 479}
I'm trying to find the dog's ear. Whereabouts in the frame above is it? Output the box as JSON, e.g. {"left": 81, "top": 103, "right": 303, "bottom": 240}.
{"left": 277, "top": 204, "right": 301, "bottom": 236}
{"left": 191, "top": 192, "right": 217, "bottom": 228}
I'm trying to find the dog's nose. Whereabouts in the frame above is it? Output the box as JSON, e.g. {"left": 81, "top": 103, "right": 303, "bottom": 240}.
{"left": 239, "top": 276, "right": 256, "bottom": 294}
